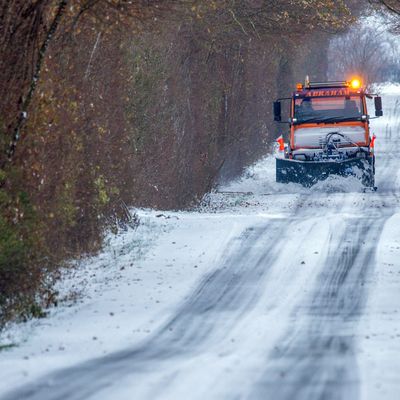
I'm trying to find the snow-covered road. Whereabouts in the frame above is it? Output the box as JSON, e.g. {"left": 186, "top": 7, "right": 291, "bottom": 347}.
{"left": 1, "top": 86, "right": 400, "bottom": 400}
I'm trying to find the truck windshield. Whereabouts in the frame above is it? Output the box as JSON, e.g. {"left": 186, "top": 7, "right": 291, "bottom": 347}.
{"left": 294, "top": 96, "right": 364, "bottom": 123}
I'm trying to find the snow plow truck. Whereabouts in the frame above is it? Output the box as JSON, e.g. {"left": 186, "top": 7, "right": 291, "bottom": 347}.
{"left": 273, "top": 78, "right": 383, "bottom": 187}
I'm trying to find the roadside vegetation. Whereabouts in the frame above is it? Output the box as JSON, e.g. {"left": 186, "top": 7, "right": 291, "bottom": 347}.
{"left": 0, "top": 0, "right": 395, "bottom": 328}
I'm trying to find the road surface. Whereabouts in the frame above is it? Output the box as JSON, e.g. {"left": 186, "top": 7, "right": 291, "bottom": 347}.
{"left": 1, "top": 86, "right": 400, "bottom": 400}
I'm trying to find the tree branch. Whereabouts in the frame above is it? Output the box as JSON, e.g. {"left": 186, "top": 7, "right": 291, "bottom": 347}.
{"left": 2, "top": 0, "right": 68, "bottom": 168}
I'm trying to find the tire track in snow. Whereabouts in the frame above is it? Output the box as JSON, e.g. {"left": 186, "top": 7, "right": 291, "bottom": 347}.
{"left": 1, "top": 219, "right": 298, "bottom": 400}
{"left": 249, "top": 216, "right": 389, "bottom": 400}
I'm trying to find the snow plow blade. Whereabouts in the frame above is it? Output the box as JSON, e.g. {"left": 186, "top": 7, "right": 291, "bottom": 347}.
{"left": 276, "top": 157, "right": 375, "bottom": 187}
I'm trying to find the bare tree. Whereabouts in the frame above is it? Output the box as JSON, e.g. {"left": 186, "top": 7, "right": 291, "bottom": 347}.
{"left": 370, "top": 0, "right": 400, "bottom": 14}
{"left": 369, "top": 0, "right": 400, "bottom": 31}
{"left": 328, "top": 19, "right": 398, "bottom": 86}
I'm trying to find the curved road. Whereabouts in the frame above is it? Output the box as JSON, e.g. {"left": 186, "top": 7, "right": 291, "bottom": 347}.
{"left": 2, "top": 89, "right": 400, "bottom": 400}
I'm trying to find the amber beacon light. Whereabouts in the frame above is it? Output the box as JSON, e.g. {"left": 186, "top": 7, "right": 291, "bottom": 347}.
{"left": 349, "top": 78, "right": 361, "bottom": 89}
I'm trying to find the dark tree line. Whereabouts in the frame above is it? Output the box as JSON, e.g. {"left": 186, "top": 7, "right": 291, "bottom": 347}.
{"left": 0, "top": 1, "right": 364, "bottom": 327}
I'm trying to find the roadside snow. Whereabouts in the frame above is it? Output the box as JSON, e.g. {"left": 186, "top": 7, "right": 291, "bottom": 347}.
{"left": 358, "top": 213, "right": 400, "bottom": 400}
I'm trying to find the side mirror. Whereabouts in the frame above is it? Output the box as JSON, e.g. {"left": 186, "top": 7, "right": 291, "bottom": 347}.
{"left": 374, "top": 96, "right": 383, "bottom": 117}
{"left": 273, "top": 101, "right": 282, "bottom": 122}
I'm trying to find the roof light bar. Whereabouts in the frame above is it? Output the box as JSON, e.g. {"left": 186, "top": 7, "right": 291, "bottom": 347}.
{"left": 306, "top": 81, "right": 348, "bottom": 89}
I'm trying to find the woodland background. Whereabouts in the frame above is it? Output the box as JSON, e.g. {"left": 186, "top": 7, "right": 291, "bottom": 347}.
{"left": 1, "top": 0, "right": 399, "bottom": 327}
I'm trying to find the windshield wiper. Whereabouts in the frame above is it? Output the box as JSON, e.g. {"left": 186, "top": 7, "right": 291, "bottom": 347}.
{"left": 294, "top": 117, "right": 324, "bottom": 124}
{"left": 294, "top": 116, "right": 362, "bottom": 124}
{"left": 318, "top": 116, "right": 362, "bottom": 123}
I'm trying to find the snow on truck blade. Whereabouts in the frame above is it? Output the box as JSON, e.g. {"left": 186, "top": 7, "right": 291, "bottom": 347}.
{"left": 219, "top": 151, "right": 364, "bottom": 196}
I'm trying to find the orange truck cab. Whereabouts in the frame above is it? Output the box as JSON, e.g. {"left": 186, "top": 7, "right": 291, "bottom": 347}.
{"left": 273, "top": 79, "right": 383, "bottom": 187}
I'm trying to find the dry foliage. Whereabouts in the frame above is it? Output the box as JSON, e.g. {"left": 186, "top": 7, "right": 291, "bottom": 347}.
{"left": 1, "top": 0, "right": 356, "bottom": 326}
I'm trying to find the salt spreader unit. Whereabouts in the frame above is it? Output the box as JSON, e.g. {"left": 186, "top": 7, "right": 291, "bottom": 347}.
{"left": 273, "top": 78, "right": 383, "bottom": 187}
